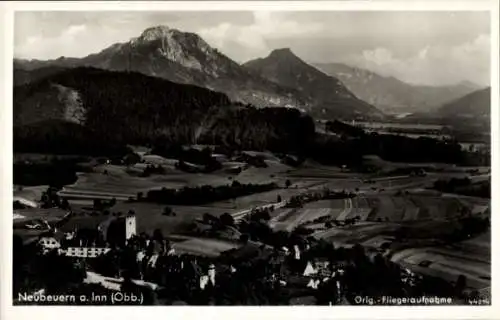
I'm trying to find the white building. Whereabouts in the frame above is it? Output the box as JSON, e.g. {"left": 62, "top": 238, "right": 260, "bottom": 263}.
{"left": 39, "top": 236, "right": 61, "bottom": 253}
{"left": 200, "top": 275, "right": 209, "bottom": 289}
{"left": 303, "top": 261, "right": 317, "bottom": 276}
{"left": 307, "top": 278, "right": 321, "bottom": 289}
{"left": 63, "top": 247, "right": 111, "bottom": 258}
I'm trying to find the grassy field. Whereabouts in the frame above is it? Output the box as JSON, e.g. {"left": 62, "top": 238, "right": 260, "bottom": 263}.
{"left": 13, "top": 207, "right": 69, "bottom": 224}
{"left": 59, "top": 159, "right": 296, "bottom": 200}
{"left": 111, "top": 201, "right": 224, "bottom": 235}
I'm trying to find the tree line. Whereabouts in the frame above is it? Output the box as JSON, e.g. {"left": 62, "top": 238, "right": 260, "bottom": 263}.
{"left": 141, "top": 181, "right": 278, "bottom": 205}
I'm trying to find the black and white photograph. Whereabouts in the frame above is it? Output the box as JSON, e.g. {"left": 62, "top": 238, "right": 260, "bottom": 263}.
{"left": 2, "top": 0, "right": 498, "bottom": 314}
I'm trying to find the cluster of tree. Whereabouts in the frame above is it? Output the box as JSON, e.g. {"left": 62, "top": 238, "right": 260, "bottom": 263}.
{"left": 175, "top": 159, "right": 222, "bottom": 174}
{"left": 325, "top": 120, "right": 365, "bottom": 137}
{"left": 233, "top": 153, "right": 268, "bottom": 168}
{"left": 433, "top": 177, "right": 490, "bottom": 198}
{"left": 40, "top": 186, "right": 70, "bottom": 209}
{"left": 151, "top": 144, "right": 221, "bottom": 170}
{"left": 446, "top": 216, "right": 490, "bottom": 242}
{"left": 323, "top": 216, "right": 361, "bottom": 228}
{"left": 308, "top": 130, "right": 487, "bottom": 167}
{"left": 162, "top": 206, "right": 177, "bottom": 217}
{"left": 279, "top": 155, "right": 305, "bottom": 167}
{"left": 197, "top": 106, "right": 316, "bottom": 154}
{"left": 15, "top": 68, "right": 231, "bottom": 144}
{"left": 92, "top": 198, "right": 117, "bottom": 211}
{"left": 13, "top": 238, "right": 87, "bottom": 300}
{"left": 285, "top": 189, "right": 352, "bottom": 209}
{"left": 140, "top": 164, "right": 167, "bottom": 177}
{"left": 434, "top": 177, "right": 472, "bottom": 191}
{"left": 384, "top": 167, "right": 428, "bottom": 177}
{"left": 14, "top": 161, "right": 81, "bottom": 187}
{"left": 142, "top": 181, "right": 277, "bottom": 205}
{"left": 247, "top": 208, "right": 272, "bottom": 223}
{"left": 14, "top": 120, "right": 130, "bottom": 156}
{"left": 15, "top": 68, "right": 317, "bottom": 157}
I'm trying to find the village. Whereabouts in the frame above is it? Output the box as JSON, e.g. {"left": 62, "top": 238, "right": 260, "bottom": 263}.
{"left": 13, "top": 177, "right": 486, "bottom": 306}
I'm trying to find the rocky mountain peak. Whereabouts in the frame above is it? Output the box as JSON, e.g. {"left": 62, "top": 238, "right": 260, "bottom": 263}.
{"left": 128, "top": 25, "right": 222, "bottom": 74}
{"left": 268, "top": 48, "right": 300, "bottom": 60}
{"left": 138, "top": 25, "right": 174, "bottom": 41}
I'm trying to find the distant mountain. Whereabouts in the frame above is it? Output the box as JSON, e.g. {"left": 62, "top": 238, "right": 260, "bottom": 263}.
{"left": 243, "top": 48, "right": 383, "bottom": 119}
{"left": 14, "top": 67, "right": 315, "bottom": 155}
{"left": 312, "top": 62, "right": 481, "bottom": 113}
{"left": 437, "top": 87, "right": 490, "bottom": 118}
{"left": 14, "top": 26, "right": 308, "bottom": 110}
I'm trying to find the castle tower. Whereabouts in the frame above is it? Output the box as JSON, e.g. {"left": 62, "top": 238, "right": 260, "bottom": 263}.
{"left": 125, "top": 215, "right": 137, "bottom": 241}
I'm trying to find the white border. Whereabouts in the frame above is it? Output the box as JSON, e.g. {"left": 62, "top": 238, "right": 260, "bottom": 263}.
{"left": 1, "top": 1, "right": 498, "bottom": 320}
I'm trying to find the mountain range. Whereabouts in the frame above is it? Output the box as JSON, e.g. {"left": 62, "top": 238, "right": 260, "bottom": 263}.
{"left": 16, "top": 26, "right": 400, "bottom": 120}
{"left": 14, "top": 24, "right": 490, "bottom": 149}
{"left": 312, "top": 62, "right": 482, "bottom": 113}
{"left": 15, "top": 26, "right": 309, "bottom": 110}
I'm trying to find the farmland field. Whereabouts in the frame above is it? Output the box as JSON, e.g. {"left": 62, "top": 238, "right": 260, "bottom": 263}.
{"left": 269, "top": 199, "right": 346, "bottom": 231}
{"left": 14, "top": 185, "right": 48, "bottom": 204}
{"left": 59, "top": 161, "right": 294, "bottom": 201}
{"left": 391, "top": 231, "right": 491, "bottom": 290}
{"left": 170, "top": 237, "right": 240, "bottom": 257}
{"left": 361, "top": 194, "right": 478, "bottom": 222}
{"left": 200, "top": 185, "right": 318, "bottom": 210}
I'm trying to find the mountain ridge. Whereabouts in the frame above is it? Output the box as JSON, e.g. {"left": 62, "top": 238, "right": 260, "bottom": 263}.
{"left": 312, "top": 62, "right": 482, "bottom": 113}
{"left": 14, "top": 25, "right": 311, "bottom": 111}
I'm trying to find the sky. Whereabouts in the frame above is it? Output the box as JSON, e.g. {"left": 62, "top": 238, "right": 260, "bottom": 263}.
{"left": 14, "top": 11, "right": 491, "bottom": 86}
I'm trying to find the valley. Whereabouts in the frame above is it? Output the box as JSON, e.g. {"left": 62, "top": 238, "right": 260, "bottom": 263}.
{"left": 12, "top": 20, "right": 491, "bottom": 306}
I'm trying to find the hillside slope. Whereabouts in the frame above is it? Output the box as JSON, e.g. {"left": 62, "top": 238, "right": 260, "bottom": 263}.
{"left": 14, "top": 67, "right": 315, "bottom": 155}
{"left": 437, "top": 87, "right": 490, "bottom": 118}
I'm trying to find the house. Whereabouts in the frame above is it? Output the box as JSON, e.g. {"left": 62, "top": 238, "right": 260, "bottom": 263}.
{"left": 303, "top": 261, "right": 317, "bottom": 276}
{"left": 63, "top": 247, "right": 111, "bottom": 258}
{"left": 293, "top": 245, "right": 301, "bottom": 260}
{"left": 306, "top": 278, "right": 321, "bottom": 289}
{"left": 303, "top": 260, "right": 335, "bottom": 278}
{"left": 207, "top": 263, "right": 216, "bottom": 286}
{"left": 220, "top": 243, "right": 271, "bottom": 265}
{"left": 197, "top": 263, "right": 216, "bottom": 290}
{"left": 199, "top": 275, "right": 210, "bottom": 289}
{"left": 38, "top": 235, "right": 62, "bottom": 253}
{"left": 60, "top": 214, "right": 137, "bottom": 247}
